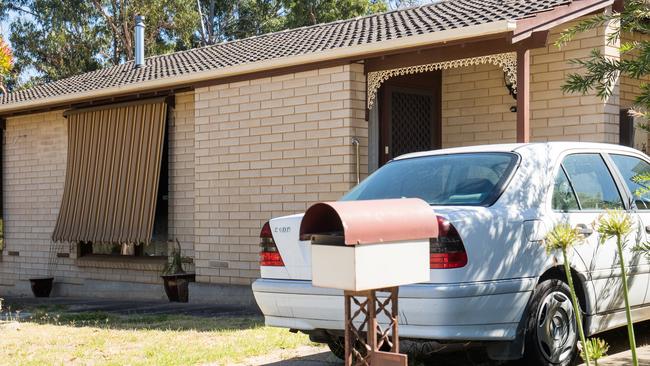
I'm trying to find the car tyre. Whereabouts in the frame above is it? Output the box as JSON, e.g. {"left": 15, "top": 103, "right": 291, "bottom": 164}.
{"left": 326, "top": 336, "right": 391, "bottom": 361}
{"left": 327, "top": 337, "right": 346, "bottom": 360}
{"left": 523, "top": 279, "right": 581, "bottom": 366}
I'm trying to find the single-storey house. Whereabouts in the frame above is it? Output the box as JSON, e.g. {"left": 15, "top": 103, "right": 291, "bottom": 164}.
{"left": 0, "top": 0, "right": 643, "bottom": 304}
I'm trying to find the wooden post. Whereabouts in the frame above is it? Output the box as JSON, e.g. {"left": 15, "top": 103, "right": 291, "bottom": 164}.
{"left": 516, "top": 48, "right": 530, "bottom": 143}
{"left": 345, "top": 293, "right": 353, "bottom": 366}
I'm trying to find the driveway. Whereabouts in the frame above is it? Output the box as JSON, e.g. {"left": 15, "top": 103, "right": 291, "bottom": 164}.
{"left": 248, "top": 321, "right": 650, "bottom": 366}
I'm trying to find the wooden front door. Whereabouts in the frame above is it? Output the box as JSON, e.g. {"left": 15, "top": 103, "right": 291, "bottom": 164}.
{"left": 379, "top": 71, "right": 442, "bottom": 166}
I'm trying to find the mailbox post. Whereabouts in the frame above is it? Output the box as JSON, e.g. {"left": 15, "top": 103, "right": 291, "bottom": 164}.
{"left": 300, "top": 198, "right": 437, "bottom": 366}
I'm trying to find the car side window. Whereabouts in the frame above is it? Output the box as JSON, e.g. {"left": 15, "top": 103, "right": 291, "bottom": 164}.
{"left": 561, "top": 154, "right": 624, "bottom": 210}
{"left": 552, "top": 168, "right": 580, "bottom": 212}
{"left": 610, "top": 154, "right": 650, "bottom": 210}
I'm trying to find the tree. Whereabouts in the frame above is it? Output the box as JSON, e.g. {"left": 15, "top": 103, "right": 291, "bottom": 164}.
{"left": 91, "top": 0, "right": 199, "bottom": 64}
{"left": 5, "top": 0, "right": 391, "bottom": 85}
{"left": 388, "top": 0, "right": 429, "bottom": 9}
{"left": 557, "top": 0, "right": 650, "bottom": 125}
{"left": 2, "top": 0, "right": 199, "bottom": 85}
{"left": 0, "top": 35, "right": 13, "bottom": 94}
{"left": 2, "top": 0, "right": 107, "bottom": 84}
{"left": 283, "top": 0, "right": 387, "bottom": 28}
{"left": 196, "top": 0, "right": 389, "bottom": 46}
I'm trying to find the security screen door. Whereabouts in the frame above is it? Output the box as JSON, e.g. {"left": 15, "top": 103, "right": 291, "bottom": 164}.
{"left": 379, "top": 71, "right": 441, "bottom": 166}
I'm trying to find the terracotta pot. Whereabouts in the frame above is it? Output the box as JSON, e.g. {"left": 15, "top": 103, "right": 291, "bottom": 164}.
{"left": 29, "top": 277, "right": 54, "bottom": 298}
{"left": 161, "top": 273, "right": 195, "bottom": 302}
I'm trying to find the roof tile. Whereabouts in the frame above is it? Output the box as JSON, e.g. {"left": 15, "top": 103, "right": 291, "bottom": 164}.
{"left": 1, "top": 0, "right": 576, "bottom": 106}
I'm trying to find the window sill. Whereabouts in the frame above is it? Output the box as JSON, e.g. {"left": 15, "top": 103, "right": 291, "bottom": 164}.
{"left": 76, "top": 255, "right": 166, "bottom": 271}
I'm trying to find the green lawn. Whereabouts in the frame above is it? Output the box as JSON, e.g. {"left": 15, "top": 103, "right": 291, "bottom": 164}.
{"left": 0, "top": 305, "right": 317, "bottom": 366}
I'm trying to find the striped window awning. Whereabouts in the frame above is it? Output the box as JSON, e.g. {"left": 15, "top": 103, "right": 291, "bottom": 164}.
{"left": 52, "top": 98, "right": 167, "bottom": 244}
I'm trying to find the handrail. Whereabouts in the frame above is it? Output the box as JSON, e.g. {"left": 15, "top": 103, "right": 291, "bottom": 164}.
{"left": 351, "top": 137, "right": 360, "bottom": 185}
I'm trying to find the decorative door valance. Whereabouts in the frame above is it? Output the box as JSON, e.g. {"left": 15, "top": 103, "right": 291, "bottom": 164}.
{"left": 367, "top": 52, "right": 517, "bottom": 109}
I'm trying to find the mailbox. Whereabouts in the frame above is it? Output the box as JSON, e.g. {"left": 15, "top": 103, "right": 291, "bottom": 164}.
{"left": 300, "top": 198, "right": 437, "bottom": 291}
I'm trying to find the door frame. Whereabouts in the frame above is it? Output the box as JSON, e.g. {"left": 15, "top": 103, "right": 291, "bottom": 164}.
{"left": 378, "top": 71, "right": 442, "bottom": 166}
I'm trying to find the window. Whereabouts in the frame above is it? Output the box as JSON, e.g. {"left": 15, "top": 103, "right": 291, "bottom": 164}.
{"left": 620, "top": 109, "right": 635, "bottom": 148}
{"left": 53, "top": 98, "right": 170, "bottom": 258}
{"left": 611, "top": 154, "right": 650, "bottom": 210}
{"left": 552, "top": 168, "right": 579, "bottom": 212}
{"left": 560, "top": 154, "right": 623, "bottom": 210}
{"left": 341, "top": 153, "right": 518, "bottom": 206}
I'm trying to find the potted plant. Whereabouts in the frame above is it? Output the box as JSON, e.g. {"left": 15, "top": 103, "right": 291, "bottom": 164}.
{"left": 28, "top": 277, "right": 54, "bottom": 298}
{"left": 161, "top": 239, "right": 195, "bottom": 302}
{"left": 29, "top": 240, "right": 64, "bottom": 297}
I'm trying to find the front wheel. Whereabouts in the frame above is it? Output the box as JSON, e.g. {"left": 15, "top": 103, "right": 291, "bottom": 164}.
{"left": 523, "top": 279, "right": 581, "bottom": 366}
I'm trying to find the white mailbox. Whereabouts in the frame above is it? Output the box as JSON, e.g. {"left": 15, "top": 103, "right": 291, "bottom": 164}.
{"left": 300, "top": 198, "right": 437, "bottom": 292}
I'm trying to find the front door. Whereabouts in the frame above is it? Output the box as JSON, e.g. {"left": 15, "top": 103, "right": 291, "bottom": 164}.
{"left": 379, "top": 71, "right": 441, "bottom": 166}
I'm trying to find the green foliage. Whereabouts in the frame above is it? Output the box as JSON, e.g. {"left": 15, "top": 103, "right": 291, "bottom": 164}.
{"left": 595, "top": 210, "right": 638, "bottom": 365}
{"left": 91, "top": 0, "right": 200, "bottom": 63}
{"left": 581, "top": 338, "right": 609, "bottom": 366}
{"left": 545, "top": 223, "right": 591, "bottom": 366}
{"left": 162, "top": 239, "right": 185, "bottom": 275}
{"left": 558, "top": 0, "right": 650, "bottom": 127}
{"left": 196, "top": 0, "right": 389, "bottom": 44}
{"left": 6, "top": 0, "right": 106, "bottom": 85}
{"left": 5, "top": 0, "right": 390, "bottom": 87}
{"left": 282, "top": 0, "right": 387, "bottom": 28}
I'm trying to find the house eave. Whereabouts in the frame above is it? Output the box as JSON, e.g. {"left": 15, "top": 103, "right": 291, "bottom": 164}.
{"left": 0, "top": 20, "right": 517, "bottom": 116}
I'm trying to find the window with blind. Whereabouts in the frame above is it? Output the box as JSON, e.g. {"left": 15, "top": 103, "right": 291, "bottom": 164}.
{"left": 53, "top": 98, "right": 169, "bottom": 257}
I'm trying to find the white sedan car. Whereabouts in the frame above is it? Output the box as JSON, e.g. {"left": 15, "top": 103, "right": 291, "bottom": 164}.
{"left": 252, "top": 142, "right": 650, "bottom": 365}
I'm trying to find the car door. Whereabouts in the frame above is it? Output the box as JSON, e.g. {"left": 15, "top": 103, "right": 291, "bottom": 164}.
{"left": 608, "top": 153, "right": 650, "bottom": 305}
{"left": 551, "top": 152, "right": 647, "bottom": 312}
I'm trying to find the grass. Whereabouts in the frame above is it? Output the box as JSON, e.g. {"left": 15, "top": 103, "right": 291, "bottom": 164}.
{"left": 0, "top": 305, "right": 317, "bottom": 366}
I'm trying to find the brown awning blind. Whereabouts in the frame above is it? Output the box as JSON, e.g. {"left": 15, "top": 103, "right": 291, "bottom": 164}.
{"left": 52, "top": 98, "right": 167, "bottom": 244}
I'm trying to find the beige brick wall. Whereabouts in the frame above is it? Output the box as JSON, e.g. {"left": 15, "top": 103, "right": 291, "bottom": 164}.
{"left": 441, "top": 64, "right": 516, "bottom": 147}
{"left": 1, "top": 111, "right": 67, "bottom": 286}
{"left": 193, "top": 64, "right": 366, "bottom": 285}
{"left": 168, "top": 91, "right": 196, "bottom": 263}
{"left": 441, "top": 17, "right": 620, "bottom": 147}
{"left": 620, "top": 31, "right": 649, "bottom": 108}
{"left": 0, "top": 93, "right": 197, "bottom": 295}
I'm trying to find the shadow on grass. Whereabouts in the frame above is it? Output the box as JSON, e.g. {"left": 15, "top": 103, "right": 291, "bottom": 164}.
{"left": 23, "top": 310, "right": 265, "bottom": 332}
{"left": 1, "top": 298, "right": 263, "bottom": 332}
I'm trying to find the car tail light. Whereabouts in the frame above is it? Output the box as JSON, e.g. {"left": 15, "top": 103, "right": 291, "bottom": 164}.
{"left": 260, "top": 222, "right": 284, "bottom": 267}
{"left": 430, "top": 216, "right": 468, "bottom": 269}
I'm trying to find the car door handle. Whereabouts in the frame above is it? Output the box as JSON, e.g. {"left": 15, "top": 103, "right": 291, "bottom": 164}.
{"left": 575, "top": 224, "right": 593, "bottom": 237}
{"left": 646, "top": 225, "right": 650, "bottom": 234}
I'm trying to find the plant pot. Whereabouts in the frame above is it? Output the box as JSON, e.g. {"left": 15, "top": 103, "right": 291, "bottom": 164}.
{"left": 29, "top": 277, "right": 54, "bottom": 298}
{"left": 161, "top": 273, "right": 195, "bottom": 302}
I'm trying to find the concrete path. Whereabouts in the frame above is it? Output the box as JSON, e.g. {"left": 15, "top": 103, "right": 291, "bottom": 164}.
{"left": 0, "top": 296, "right": 258, "bottom": 318}
{"left": 247, "top": 322, "right": 650, "bottom": 365}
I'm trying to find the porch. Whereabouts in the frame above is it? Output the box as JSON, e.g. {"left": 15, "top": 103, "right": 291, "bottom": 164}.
{"left": 361, "top": 1, "right": 630, "bottom": 173}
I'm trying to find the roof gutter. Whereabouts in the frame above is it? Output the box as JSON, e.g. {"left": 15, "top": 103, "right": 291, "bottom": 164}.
{"left": 0, "top": 20, "right": 516, "bottom": 115}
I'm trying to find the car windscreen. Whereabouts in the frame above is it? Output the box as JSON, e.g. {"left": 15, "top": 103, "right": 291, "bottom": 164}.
{"left": 341, "top": 152, "right": 519, "bottom": 206}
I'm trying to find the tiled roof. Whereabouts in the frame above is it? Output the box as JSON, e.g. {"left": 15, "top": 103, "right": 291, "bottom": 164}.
{"left": 1, "top": 0, "right": 577, "bottom": 106}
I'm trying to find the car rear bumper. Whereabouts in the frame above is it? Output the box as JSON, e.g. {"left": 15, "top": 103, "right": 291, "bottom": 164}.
{"left": 252, "top": 277, "right": 536, "bottom": 341}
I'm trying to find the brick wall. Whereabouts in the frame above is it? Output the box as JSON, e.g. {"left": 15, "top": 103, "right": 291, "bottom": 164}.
{"left": 192, "top": 64, "right": 366, "bottom": 285}
{"left": 0, "top": 93, "right": 196, "bottom": 297}
{"left": 168, "top": 91, "right": 196, "bottom": 263}
{"left": 441, "top": 17, "right": 620, "bottom": 147}
{"left": 1, "top": 111, "right": 67, "bottom": 287}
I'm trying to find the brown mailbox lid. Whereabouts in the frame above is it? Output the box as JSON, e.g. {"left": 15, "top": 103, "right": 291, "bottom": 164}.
{"left": 300, "top": 198, "right": 438, "bottom": 245}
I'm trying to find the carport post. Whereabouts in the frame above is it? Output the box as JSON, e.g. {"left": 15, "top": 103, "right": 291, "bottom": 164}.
{"left": 516, "top": 47, "right": 530, "bottom": 143}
